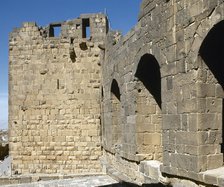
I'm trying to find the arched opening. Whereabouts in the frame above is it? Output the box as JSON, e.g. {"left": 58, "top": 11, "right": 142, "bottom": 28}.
{"left": 134, "top": 54, "right": 162, "bottom": 160}
{"left": 199, "top": 20, "right": 224, "bottom": 88}
{"left": 199, "top": 20, "right": 224, "bottom": 158}
{"left": 135, "top": 54, "right": 161, "bottom": 108}
{"left": 110, "top": 79, "right": 121, "bottom": 149}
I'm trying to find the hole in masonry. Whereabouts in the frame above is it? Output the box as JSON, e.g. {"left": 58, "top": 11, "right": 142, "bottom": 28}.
{"left": 82, "top": 18, "right": 90, "bottom": 38}
{"left": 49, "top": 24, "right": 61, "bottom": 37}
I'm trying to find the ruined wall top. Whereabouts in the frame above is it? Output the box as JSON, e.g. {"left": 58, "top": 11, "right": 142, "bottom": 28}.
{"left": 10, "top": 13, "right": 108, "bottom": 43}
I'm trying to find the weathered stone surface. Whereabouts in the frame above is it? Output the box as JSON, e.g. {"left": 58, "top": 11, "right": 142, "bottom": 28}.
{"left": 9, "top": 14, "right": 108, "bottom": 175}
{"left": 0, "top": 175, "right": 118, "bottom": 187}
{"left": 8, "top": 0, "right": 224, "bottom": 186}
{"left": 101, "top": 0, "right": 224, "bottom": 185}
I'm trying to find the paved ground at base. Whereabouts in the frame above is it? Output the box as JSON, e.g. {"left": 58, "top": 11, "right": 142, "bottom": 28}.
{"left": 2, "top": 175, "right": 121, "bottom": 187}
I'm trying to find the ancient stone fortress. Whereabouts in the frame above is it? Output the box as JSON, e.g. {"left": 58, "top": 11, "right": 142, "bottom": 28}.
{"left": 6, "top": 0, "right": 224, "bottom": 186}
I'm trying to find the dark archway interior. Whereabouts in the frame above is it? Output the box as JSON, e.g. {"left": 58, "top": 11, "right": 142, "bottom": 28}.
{"left": 199, "top": 20, "right": 224, "bottom": 154}
{"left": 111, "top": 79, "right": 121, "bottom": 101}
{"left": 135, "top": 54, "right": 161, "bottom": 108}
{"left": 199, "top": 20, "right": 224, "bottom": 88}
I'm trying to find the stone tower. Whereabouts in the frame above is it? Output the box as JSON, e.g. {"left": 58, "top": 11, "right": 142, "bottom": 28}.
{"left": 9, "top": 14, "right": 108, "bottom": 174}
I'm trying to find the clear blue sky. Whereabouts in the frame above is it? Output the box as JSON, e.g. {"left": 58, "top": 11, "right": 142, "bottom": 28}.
{"left": 0, "top": 0, "right": 142, "bottom": 129}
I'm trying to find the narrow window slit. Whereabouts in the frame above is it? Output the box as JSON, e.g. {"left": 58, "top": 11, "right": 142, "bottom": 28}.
{"left": 57, "top": 79, "right": 60, "bottom": 89}
{"left": 82, "top": 18, "right": 90, "bottom": 38}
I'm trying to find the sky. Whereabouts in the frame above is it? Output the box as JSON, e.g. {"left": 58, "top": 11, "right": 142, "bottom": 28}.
{"left": 0, "top": 0, "right": 142, "bottom": 129}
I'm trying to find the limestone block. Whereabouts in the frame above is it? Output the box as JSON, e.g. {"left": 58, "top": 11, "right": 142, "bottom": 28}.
{"left": 197, "top": 114, "right": 219, "bottom": 131}
{"left": 144, "top": 133, "right": 161, "bottom": 146}
{"left": 207, "top": 154, "right": 223, "bottom": 170}
{"left": 196, "top": 83, "right": 215, "bottom": 98}
{"left": 216, "top": 84, "right": 224, "bottom": 98}
{"left": 163, "top": 115, "right": 181, "bottom": 130}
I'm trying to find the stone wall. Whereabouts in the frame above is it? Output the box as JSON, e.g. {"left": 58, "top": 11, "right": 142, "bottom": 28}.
{"left": 9, "top": 14, "right": 108, "bottom": 175}
{"left": 101, "top": 16, "right": 164, "bottom": 185}
{"left": 101, "top": 0, "right": 224, "bottom": 185}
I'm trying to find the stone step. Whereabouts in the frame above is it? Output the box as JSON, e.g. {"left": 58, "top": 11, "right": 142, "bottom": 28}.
{"left": 199, "top": 167, "right": 224, "bottom": 186}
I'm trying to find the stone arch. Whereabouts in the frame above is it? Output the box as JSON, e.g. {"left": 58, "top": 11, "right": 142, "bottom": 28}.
{"left": 134, "top": 54, "right": 162, "bottom": 161}
{"left": 133, "top": 45, "right": 163, "bottom": 74}
{"left": 191, "top": 4, "right": 224, "bottom": 64}
{"left": 135, "top": 54, "right": 161, "bottom": 108}
{"left": 110, "top": 79, "right": 122, "bottom": 149}
{"left": 198, "top": 20, "right": 224, "bottom": 161}
{"left": 199, "top": 20, "right": 224, "bottom": 88}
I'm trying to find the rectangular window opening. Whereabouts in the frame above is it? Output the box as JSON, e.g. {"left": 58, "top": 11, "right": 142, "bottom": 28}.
{"left": 82, "top": 18, "right": 90, "bottom": 38}
{"left": 57, "top": 79, "right": 60, "bottom": 89}
{"left": 49, "top": 24, "right": 61, "bottom": 37}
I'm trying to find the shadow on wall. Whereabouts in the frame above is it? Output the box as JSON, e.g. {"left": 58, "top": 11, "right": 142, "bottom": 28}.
{"left": 199, "top": 20, "right": 224, "bottom": 88}
{"left": 100, "top": 182, "right": 165, "bottom": 187}
{"left": 111, "top": 80, "right": 121, "bottom": 100}
{"left": 135, "top": 54, "right": 161, "bottom": 108}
